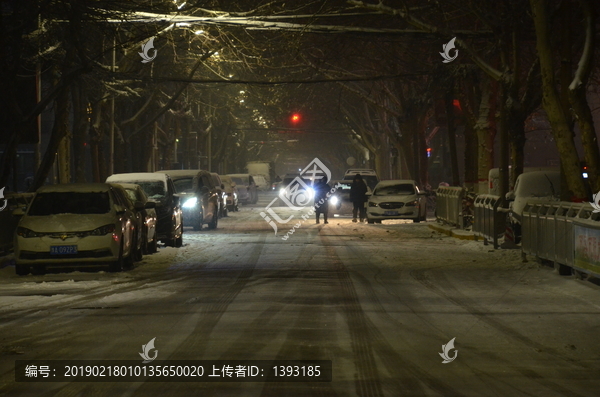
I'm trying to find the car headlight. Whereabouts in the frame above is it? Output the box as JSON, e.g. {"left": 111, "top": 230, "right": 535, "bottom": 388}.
{"left": 307, "top": 187, "right": 315, "bottom": 199}
{"left": 330, "top": 196, "right": 339, "bottom": 205}
{"left": 279, "top": 188, "right": 285, "bottom": 196}
{"left": 405, "top": 200, "right": 418, "bottom": 207}
{"left": 368, "top": 202, "right": 378, "bottom": 207}
{"left": 90, "top": 224, "right": 116, "bottom": 236}
{"left": 182, "top": 197, "right": 198, "bottom": 208}
{"left": 16, "top": 227, "right": 44, "bottom": 238}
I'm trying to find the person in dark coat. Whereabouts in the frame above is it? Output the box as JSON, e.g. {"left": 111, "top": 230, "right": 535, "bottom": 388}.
{"left": 314, "top": 178, "right": 330, "bottom": 224}
{"left": 349, "top": 174, "right": 368, "bottom": 222}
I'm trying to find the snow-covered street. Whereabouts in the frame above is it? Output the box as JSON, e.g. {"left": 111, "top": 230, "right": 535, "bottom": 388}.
{"left": 1, "top": 193, "right": 600, "bottom": 396}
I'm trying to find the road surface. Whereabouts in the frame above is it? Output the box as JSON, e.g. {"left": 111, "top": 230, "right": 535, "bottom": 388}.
{"left": 1, "top": 192, "right": 599, "bottom": 396}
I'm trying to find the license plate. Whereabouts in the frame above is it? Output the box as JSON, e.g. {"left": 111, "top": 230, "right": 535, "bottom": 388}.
{"left": 50, "top": 245, "right": 78, "bottom": 255}
{"left": 384, "top": 211, "right": 399, "bottom": 216}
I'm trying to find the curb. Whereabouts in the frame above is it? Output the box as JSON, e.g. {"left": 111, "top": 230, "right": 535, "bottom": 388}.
{"left": 428, "top": 224, "right": 476, "bottom": 240}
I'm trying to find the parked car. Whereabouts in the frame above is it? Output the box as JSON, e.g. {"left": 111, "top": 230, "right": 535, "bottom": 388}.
{"left": 227, "top": 174, "right": 258, "bottom": 204}
{"left": 343, "top": 169, "right": 379, "bottom": 191}
{"left": 252, "top": 175, "right": 268, "bottom": 191}
{"left": 106, "top": 173, "right": 183, "bottom": 247}
{"left": 220, "top": 175, "right": 240, "bottom": 212}
{"left": 505, "top": 170, "right": 561, "bottom": 244}
{"left": 118, "top": 183, "right": 158, "bottom": 254}
{"left": 210, "top": 172, "right": 227, "bottom": 217}
{"left": 366, "top": 180, "right": 427, "bottom": 223}
{"left": 156, "top": 170, "right": 220, "bottom": 230}
{"left": 14, "top": 183, "right": 138, "bottom": 275}
{"left": 0, "top": 191, "right": 34, "bottom": 256}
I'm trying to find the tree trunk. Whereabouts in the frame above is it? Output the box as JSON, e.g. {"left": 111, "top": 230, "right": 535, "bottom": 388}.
{"left": 445, "top": 93, "right": 460, "bottom": 186}
{"left": 71, "top": 81, "right": 87, "bottom": 183}
{"left": 474, "top": 83, "right": 493, "bottom": 194}
{"left": 569, "top": 0, "right": 598, "bottom": 194}
{"left": 464, "top": 122, "right": 478, "bottom": 189}
{"left": 530, "top": 0, "right": 587, "bottom": 200}
{"left": 29, "top": 81, "right": 70, "bottom": 191}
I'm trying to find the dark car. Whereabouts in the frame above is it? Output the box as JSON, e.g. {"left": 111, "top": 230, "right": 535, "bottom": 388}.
{"left": 157, "top": 170, "right": 220, "bottom": 231}
{"left": 118, "top": 183, "right": 158, "bottom": 254}
{"left": 106, "top": 173, "right": 183, "bottom": 247}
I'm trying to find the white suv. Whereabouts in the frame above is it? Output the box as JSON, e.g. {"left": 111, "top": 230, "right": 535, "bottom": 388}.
{"left": 343, "top": 169, "right": 379, "bottom": 191}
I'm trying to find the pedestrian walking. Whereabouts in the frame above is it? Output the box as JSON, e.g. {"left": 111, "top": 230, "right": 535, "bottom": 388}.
{"left": 349, "top": 174, "right": 368, "bottom": 222}
{"left": 314, "top": 178, "right": 330, "bottom": 224}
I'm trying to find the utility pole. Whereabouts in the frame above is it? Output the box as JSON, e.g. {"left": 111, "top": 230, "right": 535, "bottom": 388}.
{"left": 208, "top": 128, "right": 212, "bottom": 172}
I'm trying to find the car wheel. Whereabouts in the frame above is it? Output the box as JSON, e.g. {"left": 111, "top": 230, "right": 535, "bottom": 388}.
{"left": 235, "top": 204, "right": 239, "bottom": 211}
{"left": 141, "top": 229, "right": 149, "bottom": 255}
{"left": 223, "top": 207, "right": 228, "bottom": 217}
{"left": 16, "top": 264, "right": 29, "bottom": 276}
{"left": 175, "top": 224, "right": 183, "bottom": 247}
{"left": 109, "top": 243, "right": 125, "bottom": 272}
{"left": 149, "top": 234, "right": 158, "bottom": 254}
{"left": 375, "top": 220, "right": 382, "bottom": 224}
{"left": 133, "top": 231, "right": 143, "bottom": 262}
{"left": 208, "top": 214, "right": 218, "bottom": 230}
{"left": 413, "top": 217, "right": 421, "bottom": 223}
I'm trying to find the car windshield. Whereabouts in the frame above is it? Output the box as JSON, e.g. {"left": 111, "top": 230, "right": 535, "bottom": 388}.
{"left": 131, "top": 181, "right": 166, "bottom": 199}
{"left": 28, "top": 192, "right": 111, "bottom": 215}
{"left": 375, "top": 184, "right": 415, "bottom": 196}
{"left": 231, "top": 177, "right": 248, "bottom": 185}
{"left": 344, "top": 175, "right": 378, "bottom": 190}
{"left": 173, "top": 177, "right": 194, "bottom": 193}
{"left": 124, "top": 189, "right": 137, "bottom": 203}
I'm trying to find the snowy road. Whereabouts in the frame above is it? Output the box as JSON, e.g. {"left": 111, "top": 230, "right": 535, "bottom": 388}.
{"left": 1, "top": 192, "right": 600, "bottom": 396}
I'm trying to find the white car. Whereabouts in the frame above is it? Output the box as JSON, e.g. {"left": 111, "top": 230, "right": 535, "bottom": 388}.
{"left": 343, "top": 169, "right": 379, "bottom": 191}
{"left": 14, "top": 183, "right": 138, "bottom": 275}
{"left": 505, "top": 170, "right": 561, "bottom": 243}
{"left": 107, "top": 173, "right": 183, "bottom": 247}
{"left": 366, "top": 180, "right": 427, "bottom": 223}
{"left": 252, "top": 175, "right": 268, "bottom": 191}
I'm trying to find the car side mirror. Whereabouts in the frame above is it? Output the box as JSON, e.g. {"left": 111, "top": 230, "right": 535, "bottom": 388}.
{"left": 134, "top": 201, "right": 145, "bottom": 211}
{"left": 505, "top": 191, "right": 516, "bottom": 201}
{"left": 221, "top": 184, "right": 225, "bottom": 189}
{"left": 172, "top": 195, "right": 180, "bottom": 206}
{"left": 145, "top": 201, "right": 156, "bottom": 209}
{"left": 115, "top": 205, "right": 126, "bottom": 214}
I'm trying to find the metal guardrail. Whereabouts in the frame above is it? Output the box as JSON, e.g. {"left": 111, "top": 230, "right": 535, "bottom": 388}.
{"left": 472, "top": 194, "right": 506, "bottom": 247}
{"left": 435, "top": 186, "right": 464, "bottom": 228}
{"left": 521, "top": 200, "right": 600, "bottom": 278}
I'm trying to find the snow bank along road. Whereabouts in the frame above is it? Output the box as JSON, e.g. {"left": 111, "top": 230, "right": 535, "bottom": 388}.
{"left": 1, "top": 195, "right": 600, "bottom": 396}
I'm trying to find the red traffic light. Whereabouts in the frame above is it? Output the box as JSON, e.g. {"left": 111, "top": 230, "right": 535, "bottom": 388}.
{"left": 290, "top": 113, "right": 301, "bottom": 124}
